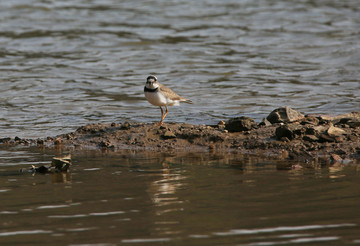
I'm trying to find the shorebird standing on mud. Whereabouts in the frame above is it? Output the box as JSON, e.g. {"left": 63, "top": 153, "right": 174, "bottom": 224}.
{"left": 144, "top": 75, "right": 192, "bottom": 125}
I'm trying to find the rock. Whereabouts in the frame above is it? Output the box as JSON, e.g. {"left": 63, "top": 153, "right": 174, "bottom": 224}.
{"left": 303, "top": 135, "right": 319, "bottom": 142}
{"left": 266, "top": 107, "right": 304, "bottom": 124}
{"left": 301, "top": 116, "right": 320, "bottom": 125}
{"left": 218, "top": 120, "right": 225, "bottom": 126}
{"left": 348, "top": 135, "right": 358, "bottom": 142}
{"left": 275, "top": 124, "right": 304, "bottom": 140}
{"left": 37, "top": 139, "right": 44, "bottom": 145}
{"left": 54, "top": 138, "right": 62, "bottom": 145}
{"left": 0, "top": 137, "right": 11, "bottom": 143}
{"left": 319, "top": 112, "right": 360, "bottom": 122}
{"left": 330, "top": 153, "right": 343, "bottom": 163}
{"left": 327, "top": 125, "right": 346, "bottom": 137}
{"left": 52, "top": 155, "right": 72, "bottom": 171}
{"left": 121, "top": 122, "right": 131, "bottom": 130}
{"left": 99, "top": 140, "right": 114, "bottom": 148}
{"left": 338, "top": 118, "right": 360, "bottom": 128}
{"left": 218, "top": 120, "right": 226, "bottom": 130}
{"left": 319, "top": 133, "right": 336, "bottom": 143}
{"left": 305, "top": 125, "right": 328, "bottom": 136}
{"left": 21, "top": 155, "right": 72, "bottom": 174}
{"left": 259, "top": 118, "right": 272, "bottom": 127}
{"left": 347, "top": 119, "right": 360, "bottom": 128}
{"left": 162, "top": 130, "right": 176, "bottom": 139}
{"left": 225, "top": 116, "right": 256, "bottom": 132}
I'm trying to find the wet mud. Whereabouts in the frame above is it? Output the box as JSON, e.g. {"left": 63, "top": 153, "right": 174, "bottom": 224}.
{"left": 1, "top": 108, "right": 359, "bottom": 165}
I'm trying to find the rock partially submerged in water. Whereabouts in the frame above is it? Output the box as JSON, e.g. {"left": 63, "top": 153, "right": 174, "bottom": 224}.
{"left": 3, "top": 108, "right": 360, "bottom": 164}
{"left": 20, "top": 155, "right": 72, "bottom": 174}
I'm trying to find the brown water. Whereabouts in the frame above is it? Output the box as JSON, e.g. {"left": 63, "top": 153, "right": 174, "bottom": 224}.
{"left": 1, "top": 147, "right": 360, "bottom": 245}
{"left": 0, "top": 0, "right": 359, "bottom": 138}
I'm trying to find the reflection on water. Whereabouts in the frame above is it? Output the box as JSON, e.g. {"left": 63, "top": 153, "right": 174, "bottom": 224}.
{"left": 1, "top": 148, "right": 360, "bottom": 245}
{"left": 0, "top": 0, "right": 359, "bottom": 138}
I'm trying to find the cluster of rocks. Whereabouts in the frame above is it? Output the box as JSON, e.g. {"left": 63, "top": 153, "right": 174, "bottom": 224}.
{"left": 1, "top": 107, "right": 359, "bottom": 164}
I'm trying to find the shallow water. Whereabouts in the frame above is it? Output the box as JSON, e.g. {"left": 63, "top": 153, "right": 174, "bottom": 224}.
{"left": 1, "top": 148, "right": 360, "bottom": 245}
{"left": 0, "top": 0, "right": 359, "bottom": 138}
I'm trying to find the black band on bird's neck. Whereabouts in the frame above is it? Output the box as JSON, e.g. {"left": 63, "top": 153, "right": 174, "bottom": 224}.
{"left": 144, "top": 86, "right": 158, "bottom": 92}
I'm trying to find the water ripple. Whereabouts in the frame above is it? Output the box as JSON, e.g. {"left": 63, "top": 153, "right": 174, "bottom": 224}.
{"left": 214, "top": 223, "right": 356, "bottom": 236}
{"left": 0, "top": 0, "right": 358, "bottom": 137}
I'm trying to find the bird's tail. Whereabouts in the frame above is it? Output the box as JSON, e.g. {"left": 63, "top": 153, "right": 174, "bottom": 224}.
{"left": 181, "top": 98, "right": 193, "bottom": 104}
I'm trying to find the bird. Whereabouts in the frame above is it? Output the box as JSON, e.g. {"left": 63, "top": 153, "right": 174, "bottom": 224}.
{"left": 144, "top": 75, "right": 192, "bottom": 125}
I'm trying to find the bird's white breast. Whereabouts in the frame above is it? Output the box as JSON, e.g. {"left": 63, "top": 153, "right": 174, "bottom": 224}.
{"left": 145, "top": 91, "right": 179, "bottom": 106}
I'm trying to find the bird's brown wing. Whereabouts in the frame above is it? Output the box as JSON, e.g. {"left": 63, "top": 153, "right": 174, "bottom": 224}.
{"left": 159, "top": 83, "right": 193, "bottom": 103}
{"left": 159, "top": 84, "right": 183, "bottom": 100}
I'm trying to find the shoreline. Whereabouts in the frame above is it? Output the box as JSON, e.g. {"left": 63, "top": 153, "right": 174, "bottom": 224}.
{"left": 1, "top": 107, "right": 359, "bottom": 165}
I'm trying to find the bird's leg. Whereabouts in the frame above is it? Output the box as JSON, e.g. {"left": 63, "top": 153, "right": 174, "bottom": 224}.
{"left": 163, "top": 106, "right": 169, "bottom": 121}
{"left": 159, "top": 106, "right": 164, "bottom": 125}
{"left": 159, "top": 106, "right": 169, "bottom": 126}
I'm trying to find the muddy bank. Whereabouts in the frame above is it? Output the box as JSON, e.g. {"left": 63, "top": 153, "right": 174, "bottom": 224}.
{"left": 1, "top": 107, "right": 360, "bottom": 164}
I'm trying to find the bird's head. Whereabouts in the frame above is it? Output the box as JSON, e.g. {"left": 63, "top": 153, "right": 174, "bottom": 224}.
{"left": 146, "top": 75, "right": 158, "bottom": 89}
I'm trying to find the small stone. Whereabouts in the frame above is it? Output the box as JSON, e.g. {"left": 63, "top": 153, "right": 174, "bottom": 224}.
{"left": 37, "top": 139, "right": 44, "bottom": 145}
{"left": 339, "top": 118, "right": 360, "bottom": 128}
{"left": 275, "top": 124, "right": 303, "bottom": 140}
{"left": 266, "top": 107, "right": 304, "bottom": 124}
{"left": 303, "top": 135, "right": 319, "bottom": 142}
{"left": 218, "top": 120, "right": 226, "bottom": 129}
{"left": 162, "top": 130, "right": 176, "bottom": 139}
{"left": 327, "top": 125, "right": 346, "bottom": 137}
{"left": 330, "top": 153, "right": 342, "bottom": 163}
{"left": 218, "top": 120, "right": 225, "bottom": 126}
{"left": 99, "top": 140, "right": 114, "bottom": 148}
{"left": 301, "top": 116, "right": 320, "bottom": 125}
{"left": 52, "top": 155, "right": 72, "bottom": 171}
{"left": 0, "top": 138, "right": 11, "bottom": 143}
{"left": 305, "top": 125, "right": 328, "bottom": 136}
{"left": 54, "top": 138, "right": 62, "bottom": 145}
{"left": 225, "top": 116, "right": 256, "bottom": 132}
{"left": 348, "top": 135, "right": 358, "bottom": 142}
{"left": 319, "top": 133, "right": 335, "bottom": 142}
{"left": 121, "top": 122, "right": 131, "bottom": 130}
{"left": 259, "top": 118, "right": 272, "bottom": 127}
{"left": 36, "top": 165, "right": 49, "bottom": 174}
